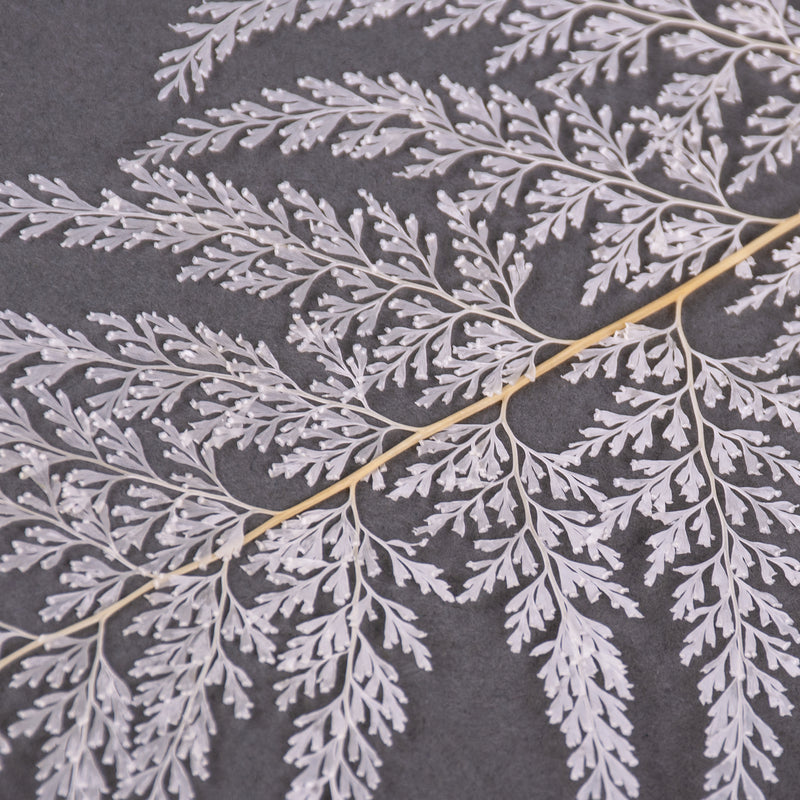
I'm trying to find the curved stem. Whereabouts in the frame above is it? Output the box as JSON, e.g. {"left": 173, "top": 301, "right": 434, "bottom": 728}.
{"left": 675, "top": 299, "right": 748, "bottom": 791}
{"left": 0, "top": 621, "right": 35, "bottom": 641}
{"left": 402, "top": 100, "right": 781, "bottom": 223}
{"left": 74, "top": 623, "right": 105, "bottom": 764}
{"left": 152, "top": 564, "right": 228, "bottom": 791}
{"left": 22, "top": 437, "right": 268, "bottom": 515}
{"left": 592, "top": 0, "right": 800, "bottom": 54}
{"left": 2, "top": 496, "right": 149, "bottom": 577}
{"left": 500, "top": 398, "right": 568, "bottom": 618}
{"left": 342, "top": 485, "right": 365, "bottom": 734}
{"left": 88, "top": 349, "right": 417, "bottom": 433}
{"left": 1, "top": 211, "right": 798, "bottom": 674}
{"left": 281, "top": 232, "right": 567, "bottom": 344}
{"left": 471, "top": 141, "right": 780, "bottom": 225}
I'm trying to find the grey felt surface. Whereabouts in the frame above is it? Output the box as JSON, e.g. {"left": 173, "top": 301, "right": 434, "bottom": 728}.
{"left": 1, "top": 2, "right": 800, "bottom": 799}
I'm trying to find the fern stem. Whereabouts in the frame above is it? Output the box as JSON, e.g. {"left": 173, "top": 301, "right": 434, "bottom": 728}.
{"left": 19, "top": 435, "right": 269, "bottom": 514}
{"left": 499, "top": 396, "right": 567, "bottom": 620}
{"left": 417, "top": 119, "right": 779, "bottom": 223}
{"left": 0, "top": 622, "right": 35, "bottom": 641}
{"left": 1, "top": 495, "right": 148, "bottom": 577}
{"left": 83, "top": 350, "right": 418, "bottom": 434}
{"left": 342, "top": 486, "right": 365, "bottom": 735}
{"left": 151, "top": 564, "right": 229, "bottom": 793}
{"left": 74, "top": 623, "right": 105, "bottom": 771}
{"left": 591, "top": 0, "right": 800, "bottom": 55}
{"left": 2, "top": 209, "right": 799, "bottom": 675}
{"left": 281, "top": 233, "right": 562, "bottom": 343}
{"left": 675, "top": 299, "right": 749, "bottom": 794}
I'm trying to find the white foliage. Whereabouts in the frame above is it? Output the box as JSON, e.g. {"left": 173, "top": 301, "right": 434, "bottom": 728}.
{"left": 566, "top": 312, "right": 800, "bottom": 800}
{"left": 8, "top": 632, "right": 132, "bottom": 800}
{"left": 121, "top": 567, "right": 257, "bottom": 800}
{"left": 154, "top": 0, "right": 800, "bottom": 196}
{"left": 246, "top": 493, "right": 452, "bottom": 799}
{"left": 3, "top": 3, "right": 800, "bottom": 799}
{"left": 499, "top": 0, "right": 800, "bottom": 174}
{"left": 122, "top": 74, "right": 776, "bottom": 304}
{"left": 732, "top": 97, "right": 800, "bottom": 192}
{"left": 0, "top": 166, "right": 560, "bottom": 396}
{"left": 728, "top": 237, "right": 800, "bottom": 313}
{"left": 392, "top": 413, "right": 642, "bottom": 800}
{"left": 0, "top": 305, "right": 434, "bottom": 799}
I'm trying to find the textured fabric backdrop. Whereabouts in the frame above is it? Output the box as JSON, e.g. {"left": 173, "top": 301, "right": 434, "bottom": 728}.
{"left": 2, "top": 2, "right": 800, "bottom": 800}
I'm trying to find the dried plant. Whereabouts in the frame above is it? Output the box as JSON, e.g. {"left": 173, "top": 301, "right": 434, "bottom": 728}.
{"left": 3, "top": 3, "right": 800, "bottom": 800}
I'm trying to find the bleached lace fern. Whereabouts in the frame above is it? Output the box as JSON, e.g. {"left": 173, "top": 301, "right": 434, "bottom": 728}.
{"left": 3, "top": 196, "right": 798, "bottom": 799}
{"left": 154, "top": 0, "right": 800, "bottom": 218}
{"left": 564, "top": 310, "right": 800, "bottom": 800}
{"left": 0, "top": 145, "right": 707, "bottom": 798}
{"left": 157, "top": 0, "right": 800, "bottom": 191}
{"left": 5, "top": 2, "right": 800, "bottom": 798}
{"left": 0, "top": 307, "right": 452, "bottom": 800}
{"left": 0, "top": 173, "right": 649, "bottom": 799}
{"left": 0, "top": 294, "right": 642, "bottom": 800}
{"left": 124, "top": 73, "right": 783, "bottom": 303}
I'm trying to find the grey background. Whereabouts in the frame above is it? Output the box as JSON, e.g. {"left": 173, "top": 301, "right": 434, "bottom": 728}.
{"left": 1, "top": 2, "right": 799, "bottom": 799}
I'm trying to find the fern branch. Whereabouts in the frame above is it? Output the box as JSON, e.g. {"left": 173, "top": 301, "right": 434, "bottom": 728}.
{"left": 158, "top": 0, "right": 800, "bottom": 101}
{"left": 497, "top": 398, "right": 639, "bottom": 799}
{"left": 127, "top": 77, "right": 784, "bottom": 301}
{"left": 671, "top": 300, "right": 798, "bottom": 799}
{"left": 8, "top": 622, "right": 133, "bottom": 800}
{"left": 1, "top": 210, "right": 798, "bottom": 680}
{"left": 133, "top": 77, "right": 780, "bottom": 226}
{"left": 0, "top": 173, "right": 562, "bottom": 349}
{"left": 518, "top": 0, "right": 800, "bottom": 56}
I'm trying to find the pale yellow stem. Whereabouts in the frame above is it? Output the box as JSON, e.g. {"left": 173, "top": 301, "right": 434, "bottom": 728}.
{"left": 2, "top": 210, "right": 799, "bottom": 674}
